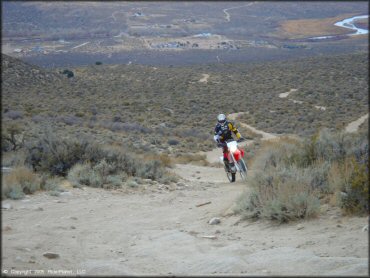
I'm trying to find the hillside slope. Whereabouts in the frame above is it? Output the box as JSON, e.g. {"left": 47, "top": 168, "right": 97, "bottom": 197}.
{"left": 2, "top": 52, "right": 368, "bottom": 157}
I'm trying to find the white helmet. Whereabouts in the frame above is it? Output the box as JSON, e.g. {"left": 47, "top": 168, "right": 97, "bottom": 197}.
{"left": 217, "top": 114, "right": 226, "bottom": 124}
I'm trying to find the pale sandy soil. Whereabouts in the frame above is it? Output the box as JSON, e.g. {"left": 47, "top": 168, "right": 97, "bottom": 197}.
{"left": 1, "top": 116, "right": 368, "bottom": 276}
{"left": 345, "top": 113, "right": 368, "bottom": 133}
{"left": 199, "top": 74, "right": 210, "bottom": 83}
{"left": 279, "top": 88, "right": 297, "bottom": 98}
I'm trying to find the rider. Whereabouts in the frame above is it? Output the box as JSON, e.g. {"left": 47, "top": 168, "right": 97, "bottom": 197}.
{"left": 213, "top": 114, "right": 244, "bottom": 169}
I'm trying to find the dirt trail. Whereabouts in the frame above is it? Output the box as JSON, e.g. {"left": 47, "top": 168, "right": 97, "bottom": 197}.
{"left": 345, "top": 113, "right": 368, "bottom": 133}
{"left": 199, "top": 74, "right": 210, "bottom": 83}
{"left": 1, "top": 114, "right": 368, "bottom": 276}
{"left": 229, "top": 112, "right": 278, "bottom": 140}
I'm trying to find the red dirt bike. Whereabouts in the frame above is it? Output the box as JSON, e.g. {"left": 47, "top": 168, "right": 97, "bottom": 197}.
{"left": 218, "top": 138, "right": 248, "bottom": 182}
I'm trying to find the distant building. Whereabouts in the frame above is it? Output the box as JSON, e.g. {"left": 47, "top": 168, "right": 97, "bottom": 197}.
{"left": 193, "top": 33, "right": 212, "bottom": 38}
{"left": 13, "top": 48, "right": 22, "bottom": 53}
{"left": 134, "top": 12, "right": 145, "bottom": 17}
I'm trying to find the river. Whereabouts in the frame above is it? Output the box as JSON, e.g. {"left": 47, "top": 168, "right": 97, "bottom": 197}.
{"left": 310, "top": 14, "right": 369, "bottom": 40}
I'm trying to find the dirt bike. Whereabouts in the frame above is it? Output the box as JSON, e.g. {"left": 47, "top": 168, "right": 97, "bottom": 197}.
{"left": 218, "top": 138, "right": 248, "bottom": 182}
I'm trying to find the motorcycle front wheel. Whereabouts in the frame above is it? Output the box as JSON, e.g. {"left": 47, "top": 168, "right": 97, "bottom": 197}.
{"left": 224, "top": 164, "right": 236, "bottom": 182}
{"left": 237, "top": 159, "right": 248, "bottom": 181}
{"left": 227, "top": 171, "right": 236, "bottom": 182}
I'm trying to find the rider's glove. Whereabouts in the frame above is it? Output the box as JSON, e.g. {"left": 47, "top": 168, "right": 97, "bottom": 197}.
{"left": 237, "top": 137, "right": 245, "bottom": 143}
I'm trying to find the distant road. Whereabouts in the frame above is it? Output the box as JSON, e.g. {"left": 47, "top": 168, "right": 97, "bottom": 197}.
{"left": 223, "top": 2, "right": 257, "bottom": 22}
{"left": 72, "top": 42, "right": 90, "bottom": 49}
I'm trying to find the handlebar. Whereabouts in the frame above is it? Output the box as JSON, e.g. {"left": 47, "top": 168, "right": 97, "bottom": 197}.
{"left": 217, "top": 137, "right": 245, "bottom": 147}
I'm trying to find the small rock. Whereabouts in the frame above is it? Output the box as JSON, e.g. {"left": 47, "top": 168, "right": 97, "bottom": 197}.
{"left": 209, "top": 217, "right": 221, "bottom": 225}
{"left": 70, "top": 226, "right": 76, "bottom": 229}
{"left": 362, "top": 225, "right": 368, "bottom": 232}
{"left": 15, "top": 256, "right": 25, "bottom": 262}
{"left": 177, "top": 182, "right": 186, "bottom": 187}
{"left": 2, "top": 203, "right": 12, "bottom": 210}
{"left": 3, "top": 225, "right": 12, "bottom": 231}
{"left": 70, "top": 216, "right": 78, "bottom": 220}
{"left": 60, "top": 191, "right": 72, "bottom": 196}
{"left": 336, "top": 224, "right": 342, "bottom": 228}
{"left": 43, "top": 252, "right": 60, "bottom": 259}
{"left": 215, "top": 230, "right": 221, "bottom": 234}
{"left": 35, "top": 207, "right": 44, "bottom": 211}
{"left": 297, "top": 224, "right": 304, "bottom": 230}
{"left": 28, "top": 260, "right": 36, "bottom": 264}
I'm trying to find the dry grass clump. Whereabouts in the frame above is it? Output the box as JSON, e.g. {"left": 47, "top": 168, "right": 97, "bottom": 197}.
{"left": 172, "top": 153, "right": 209, "bottom": 166}
{"left": 2, "top": 167, "right": 41, "bottom": 199}
{"left": 235, "top": 128, "right": 368, "bottom": 222}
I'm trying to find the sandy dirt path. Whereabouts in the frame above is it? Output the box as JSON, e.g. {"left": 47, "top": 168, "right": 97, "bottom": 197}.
{"left": 199, "top": 74, "right": 210, "bottom": 83}
{"left": 1, "top": 114, "right": 368, "bottom": 276}
{"left": 229, "top": 112, "right": 278, "bottom": 140}
{"left": 223, "top": 2, "right": 257, "bottom": 22}
{"left": 2, "top": 166, "right": 368, "bottom": 276}
{"left": 345, "top": 113, "right": 368, "bottom": 133}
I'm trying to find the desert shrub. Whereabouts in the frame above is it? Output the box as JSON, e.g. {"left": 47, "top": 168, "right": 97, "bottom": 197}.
{"left": 2, "top": 167, "right": 41, "bottom": 199}
{"left": 61, "top": 69, "right": 74, "bottom": 78}
{"left": 65, "top": 143, "right": 171, "bottom": 188}
{"left": 95, "top": 61, "right": 103, "bottom": 65}
{"left": 236, "top": 128, "right": 368, "bottom": 221}
{"left": 67, "top": 163, "right": 94, "bottom": 188}
{"left": 168, "top": 138, "right": 179, "bottom": 145}
{"left": 1, "top": 149, "right": 27, "bottom": 167}
{"left": 3, "top": 110, "right": 23, "bottom": 120}
{"left": 235, "top": 165, "right": 321, "bottom": 222}
{"left": 57, "top": 115, "right": 83, "bottom": 126}
{"left": 126, "top": 178, "right": 139, "bottom": 188}
{"left": 330, "top": 155, "right": 369, "bottom": 215}
{"left": 136, "top": 160, "right": 164, "bottom": 180}
{"left": 41, "top": 176, "right": 63, "bottom": 192}
{"left": 25, "top": 131, "right": 104, "bottom": 176}
{"left": 31, "top": 114, "right": 44, "bottom": 123}
{"left": 68, "top": 160, "right": 126, "bottom": 189}
{"left": 1, "top": 123, "right": 24, "bottom": 151}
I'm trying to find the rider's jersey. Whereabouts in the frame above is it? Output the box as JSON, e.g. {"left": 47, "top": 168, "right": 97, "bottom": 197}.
{"left": 214, "top": 121, "right": 241, "bottom": 142}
